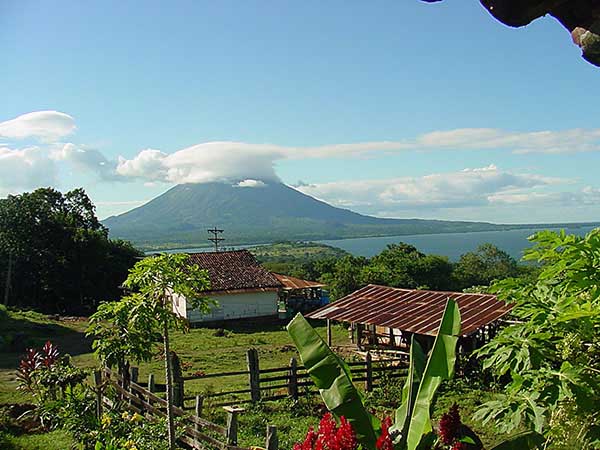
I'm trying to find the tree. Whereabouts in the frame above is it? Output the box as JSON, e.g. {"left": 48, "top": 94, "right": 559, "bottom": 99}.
{"left": 320, "top": 256, "right": 368, "bottom": 300}
{"left": 474, "top": 229, "right": 600, "bottom": 448}
{"left": 88, "top": 253, "right": 211, "bottom": 449}
{"left": 452, "top": 243, "right": 519, "bottom": 290}
{"left": 0, "top": 188, "right": 142, "bottom": 312}
{"left": 369, "top": 243, "right": 454, "bottom": 290}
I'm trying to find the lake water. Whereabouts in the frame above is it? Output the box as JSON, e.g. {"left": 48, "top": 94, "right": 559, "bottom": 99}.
{"left": 156, "top": 225, "right": 598, "bottom": 261}
{"left": 316, "top": 225, "right": 598, "bottom": 261}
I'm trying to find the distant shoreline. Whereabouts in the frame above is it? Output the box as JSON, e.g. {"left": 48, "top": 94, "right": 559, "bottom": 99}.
{"left": 143, "top": 222, "right": 600, "bottom": 254}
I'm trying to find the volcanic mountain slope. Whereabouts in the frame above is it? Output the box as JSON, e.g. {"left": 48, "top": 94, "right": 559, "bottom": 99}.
{"left": 102, "top": 181, "right": 529, "bottom": 248}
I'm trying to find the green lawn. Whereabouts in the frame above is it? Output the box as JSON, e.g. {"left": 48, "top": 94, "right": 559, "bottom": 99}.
{"left": 0, "top": 429, "right": 75, "bottom": 450}
{"left": 1, "top": 308, "right": 515, "bottom": 449}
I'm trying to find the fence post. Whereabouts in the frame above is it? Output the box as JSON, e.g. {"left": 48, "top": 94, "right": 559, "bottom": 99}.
{"left": 266, "top": 425, "right": 278, "bottom": 450}
{"left": 171, "top": 352, "right": 184, "bottom": 407}
{"left": 147, "top": 373, "right": 155, "bottom": 393}
{"left": 130, "top": 366, "right": 139, "bottom": 384}
{"left": 365, "top": 351, "right": 373, "bottom": 392}
{"left": 94, "top": 370, "right": 103, "bottom": 419}
{"left": 287, "top": 357, "right": 298, "bottom": 401}
{"left": 247, "top": 348, "right": 261, "bottom": 402}
{"left": 223, "top": 406, "right": 244, "bottom": 446}
{"left": 195, "top": 395, "right": 203, "bottom": 420}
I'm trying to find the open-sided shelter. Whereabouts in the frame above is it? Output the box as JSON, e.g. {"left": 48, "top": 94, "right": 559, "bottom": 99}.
{"left": 272, "top": 273, "right": 327, "bottom": 314}
{"left": 306, "top": 284, "right": 512, "bottom": 352}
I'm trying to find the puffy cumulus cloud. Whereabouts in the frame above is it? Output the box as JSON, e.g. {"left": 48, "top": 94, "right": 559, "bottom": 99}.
{"left": 0, "top": 146, "right": 57, "bottom": 196}
{"left": 0, "top": 111, "right": 76, "bottom": 142}
{"left": 0, "top": 142, "right": 124, "bottom": 197}
{"left": 116, "top": 142, "right": 282, "bottom": 184}
{"left": 295, "top": 165, "right": 569, "bottom": 213}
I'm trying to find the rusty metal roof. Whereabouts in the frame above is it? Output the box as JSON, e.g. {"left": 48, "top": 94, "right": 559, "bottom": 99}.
{"left": 188, "top": 250, "right": 282, "bottom": 294}
{"left": 272, "top": 273, "right": 326, "bottom": 290}
{"left": 306, "top": 284, "right": 512, "bottom": 337}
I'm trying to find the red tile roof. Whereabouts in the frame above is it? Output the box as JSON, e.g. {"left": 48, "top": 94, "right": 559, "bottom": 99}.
{"left": 188, "top": 250, "right": 282, "bottom": 294}
{"left": 306, "top": 284, "right": 512, "bottom": 337}
{"left": 272, "top": 273, "right": 326, "bottom": 290}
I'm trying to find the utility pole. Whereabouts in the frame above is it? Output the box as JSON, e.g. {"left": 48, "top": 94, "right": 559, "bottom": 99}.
{"left": 207, "top": 227, "right": 225, "bottom": 252}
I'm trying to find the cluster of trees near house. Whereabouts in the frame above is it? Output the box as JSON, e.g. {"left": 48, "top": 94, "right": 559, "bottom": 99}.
{"left": 0, "top": 188, "right": 142, "bottom": 314}
{"left": 260, "top": 241, "right": 538, "bottom": 301}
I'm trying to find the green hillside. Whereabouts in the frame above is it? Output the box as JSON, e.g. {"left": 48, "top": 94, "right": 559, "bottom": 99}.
{"left": 102, "top": 181, "right": 596, "bottom": 250}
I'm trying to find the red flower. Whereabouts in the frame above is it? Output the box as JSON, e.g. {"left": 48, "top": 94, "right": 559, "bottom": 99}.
{"left": 293, "top": 413, "right": 358, "bottom": 450}
{"left": 451, "top": 442, "right": 468, "bottom": 450}
{"left": 336, "top": 417, "right": 358, "bottom": 450}
{"left": 438, "top": 404, "right": 461, "bottom": 446}
{"left": 376, "top": 416, "right": 394, "bottom": 450}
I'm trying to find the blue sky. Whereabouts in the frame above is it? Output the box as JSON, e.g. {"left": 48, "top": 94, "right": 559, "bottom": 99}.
{"left": 1, "top": 0, "right": 600, "bottom": 223}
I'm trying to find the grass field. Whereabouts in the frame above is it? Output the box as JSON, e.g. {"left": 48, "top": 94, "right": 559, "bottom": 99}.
{"left": 0, "top": 308, "right": 512, "bottom": 449}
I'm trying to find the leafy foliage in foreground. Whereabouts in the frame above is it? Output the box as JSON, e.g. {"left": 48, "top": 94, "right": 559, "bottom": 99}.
{"left": 88, "top": 253, "right": 212, "bottom": 450}
{"left": 475, "top": 229, "right": 600, "bottom": 448}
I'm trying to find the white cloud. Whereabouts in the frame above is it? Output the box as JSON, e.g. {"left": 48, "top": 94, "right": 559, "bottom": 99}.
{"left": 236, "top": 179, "right": 267, "bottom": 188}
{"left": 115, "top": 142, "right": 282, "bottom": 184}
{"left": 0, "top": 111, "right": 76, "bottom": 142}
{"left": 110, "top": 128, "right": 600, "bottom": 185}
{"left": 0, "top": 146, "right": 57, "bottom": 196}
{"left": 53, "top": 143, "right": 121, "bottom": 180}
{"left": 415, "top": 128, "right": 600, "bottom": 154}
{"left": 294, "top": 165, "right": 570, "bottom": 212}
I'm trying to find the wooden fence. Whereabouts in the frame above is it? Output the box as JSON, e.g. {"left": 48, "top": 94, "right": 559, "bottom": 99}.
{"left": 170, "top": 349, "right": 409, "bottom": 414}
{"left": 97, "top": 349, "right": 407, "bottom": 448}
{"left": 97, "top": 367, "right": 278, "bottom": 450}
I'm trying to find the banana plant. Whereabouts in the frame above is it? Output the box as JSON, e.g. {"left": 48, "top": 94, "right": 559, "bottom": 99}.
{"left": 287, "top": 313, "right": 381, "bottom": 448}
{"left": 390, "top": 299, "right": 460, "bottom": 450}
{"left": 288, "top": 300, "right": 544, "bottom": 449}
{"left": 287, "top": 298, "right": 460, "bottom": 450}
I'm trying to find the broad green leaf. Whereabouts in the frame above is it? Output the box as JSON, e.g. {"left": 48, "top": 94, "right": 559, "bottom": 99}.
{"left": 406, "top": 299, "right": 460, "bottom": 450}
{"left": 488, "top": 431, "right": 545, "bottom": 450}
{"left": 390, "top": 337, "right": 426, "bottom": 445}
{"left": 287, "top": 313, "right": 380, "bottom": 447}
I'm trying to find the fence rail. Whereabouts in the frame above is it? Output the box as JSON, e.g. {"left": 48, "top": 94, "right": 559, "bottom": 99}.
{"left": 168, "top": 349, "right": 409, "bottom": 414}
{"left": 106, "top": 348, "right": 408, "bottom": 448}
{"left": 98, "top": 367, "right": 278, "bottom": 450}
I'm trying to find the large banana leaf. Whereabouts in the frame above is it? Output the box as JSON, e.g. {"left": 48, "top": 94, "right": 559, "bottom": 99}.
{"left": 489, "top": 431, "right": 545, "bottom": 450}
{"left": 404, "top": 299, "right": 461, "bottom": 450}
{"left": 287, "top": 314, "right": 380, "bottom": 448}
{"left": 391, "top": 336, "right": 426, "bottom": 446}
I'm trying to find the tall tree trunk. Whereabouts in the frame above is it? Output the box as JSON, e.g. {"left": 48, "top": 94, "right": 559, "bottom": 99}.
{"left": 163, "top": 319, "right": 176, "bottom": 450}
{"left": 3, "top": 250, "right": 12, "bottom": 306}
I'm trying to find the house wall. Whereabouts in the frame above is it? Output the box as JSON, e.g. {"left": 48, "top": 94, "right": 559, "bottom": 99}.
{"left": 186, "top": 291, "right": 278, "bottom": 323}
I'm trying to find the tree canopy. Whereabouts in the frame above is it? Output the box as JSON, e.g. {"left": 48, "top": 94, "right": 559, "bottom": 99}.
{"left": 0, "top": 187, "right": 142, "bottom": 313}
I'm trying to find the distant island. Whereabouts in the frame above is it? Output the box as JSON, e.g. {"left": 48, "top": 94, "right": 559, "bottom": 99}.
{"left": 102, "top": 181, "right": 600, "bottom": 251}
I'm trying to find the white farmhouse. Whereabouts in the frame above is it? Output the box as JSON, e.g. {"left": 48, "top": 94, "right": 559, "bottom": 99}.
{"left": 171, "top": 250, "right": 284, "bottom": 324}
